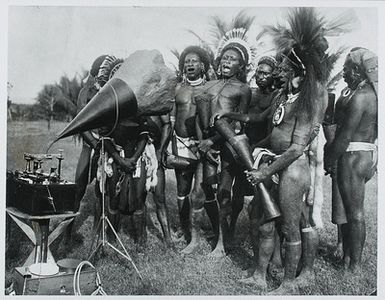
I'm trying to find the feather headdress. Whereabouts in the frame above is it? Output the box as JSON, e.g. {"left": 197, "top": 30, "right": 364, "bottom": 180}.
{"left": 96, "top": 55, "right": 124, "bottom": 87}
{"left": 211, "top": 11, "right": 257, "bottom": 73}
{"left": 264, "top": 7, "right": 354, "bottom": 118}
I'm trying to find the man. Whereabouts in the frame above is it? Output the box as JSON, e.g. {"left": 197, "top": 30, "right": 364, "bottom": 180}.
{"left": 221, "top": 56, "right": 277, "bottom": 239}
{"left": 197, "top": 30, "right": 253, "bottom": 258}
{"left": 75, "top": 55, "right": 149, "bottom": 249}
{"left": 324, "top": 47, "right": 378, "bottom": 274}
{"left": 171, "top": 45, "right": 217, "bottom": 254}
{"left": 322, "top": 92, "right": 345, "bottom": 257}
{"left": 245, "top": 8, "right": 331, "bottom": 294}
{"left": 145, "top": 114, "right": 173, "bottom": 248}
{"left": 60, "top": 55, "right": 107, "bottom": 251}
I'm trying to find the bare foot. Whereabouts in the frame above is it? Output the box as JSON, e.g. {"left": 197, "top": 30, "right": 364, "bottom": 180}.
{"left": 268, "top": 262, "right": 283, "bottom": 276}
{"left": 165, "top": 238, "right": 175, "bottom": 249}
{"left": 207, "top": 246, "right": 226, "bottom": 259}
{"left": 294, "top": 269, "right": 315, "bottom": 288}
{"left": 343, "top": 255, "right": 351, "bottom": 270}
{"left": 171, "top": 227, "right": 186, "bottom": 242}
{"left": 343, "top": 264, "right": 361, "bottom": 277}
{"left": 333, "top": 242, "right": 344, "bottom": 258}
{"left": 241, "top": 266, "right": 256, "bottom": 279}
{"left": 238, "top": 274, "right": 267, "bottom": 291}
{"left": 267, "top": 280, "right": 299, "bottom": 295}
{"left": 180, "top": 240, "right": 200, "bottom": 255}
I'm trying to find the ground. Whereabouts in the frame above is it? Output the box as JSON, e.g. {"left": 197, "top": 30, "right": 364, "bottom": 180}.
{"left": 4, "top": 120, "right": 378, "bottom": 295}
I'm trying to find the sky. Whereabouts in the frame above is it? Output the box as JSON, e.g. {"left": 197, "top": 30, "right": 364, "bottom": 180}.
{"left": 7, "top": 5, "right": 378, "bottom": 104}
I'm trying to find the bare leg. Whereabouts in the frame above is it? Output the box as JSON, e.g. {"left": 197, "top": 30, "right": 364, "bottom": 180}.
{"left": 270, "top": 231, "right": 283, "bottom": 270}
{"left": 229, "top": 173, "right": 246, "bottom": 241}
{"left": 269, "top": 159, "right": 310, "bottom": 295}
{"left": 132, "top": 162, "right": 148, "bottom": 250}
{"left": 202, "top": 160, "right": 219, "bottom": 238}
{"left": 295, "top": 227, "right": 318, "bottom": 288}
{"left": 153, "top": 166, "right": 173, "bottom": 247}
{"left": 181, "top": 163, "right": 205, "bottom": 254}
{"left": 334, "top": 224, "right": 344, "bottom": 258}
{"left": 338, "top": 152, "right": 371, "bottom": 273}
{"left": 308, "top": 132, "right": 325, "bottom": 228}
{"left": 240, "top": 219, "right": 275, "bottom": 291}
{"left": 175, "top": 169, "right": 194, "bottom": 242}
{"left": 331, "top": 169, "right": 346, "bottom": 258}
{"left": 341, "top": 223, "right": 351, "bottom": 269}
{"left": 208, "top": 159, "right": 233, "bottom": 258}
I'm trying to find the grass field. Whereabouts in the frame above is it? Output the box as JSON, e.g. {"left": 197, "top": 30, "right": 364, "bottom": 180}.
{"left": 5, "top": 120, "right": 378, "bottom": 295}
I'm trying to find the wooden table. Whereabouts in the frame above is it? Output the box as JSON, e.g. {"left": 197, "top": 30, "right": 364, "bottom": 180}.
{"left": 6, "top": 207, "right": 79, "bottom": 266}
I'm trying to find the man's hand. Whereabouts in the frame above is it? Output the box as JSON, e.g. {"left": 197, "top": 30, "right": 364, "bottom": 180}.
{"left": 119, "top": 157, "right": 137, "bottom": 173}
{"left": 324, "top": 162, "right": 336, "bottom": 177}
{"left": 245, "top": 169, "right": 268, "bottom": 186}
{"left": 323, "top": 152, "right": 336, "bottom": 177}
{"left": 209, "top": 111, "right": 226, "bottom": 127}
{"left": 198, "top": 139, "right": 214, "bottom": 153}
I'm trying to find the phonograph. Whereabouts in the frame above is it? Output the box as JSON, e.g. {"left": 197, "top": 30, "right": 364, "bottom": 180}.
{"left": 7, "top": 150, "right": 78, "bottom": 215}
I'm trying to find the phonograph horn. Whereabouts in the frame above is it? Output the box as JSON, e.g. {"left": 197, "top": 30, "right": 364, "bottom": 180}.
{"left": 56, "top": 78, "right": 137, "bottom": 140}
{"left": 54, "top": 49, "right": 177, "bottom": 142}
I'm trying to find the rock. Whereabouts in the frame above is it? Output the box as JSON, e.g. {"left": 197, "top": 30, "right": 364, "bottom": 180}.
{"left": 113, "top": 49, "right": 177, "bottom": 116}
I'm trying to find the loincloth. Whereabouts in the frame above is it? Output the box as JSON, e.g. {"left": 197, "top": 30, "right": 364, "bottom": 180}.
{"left": 173, "top": 133, "right": 200, "bottom": 160}
{"left": 346, "top": 142, "right": 377, "bottom": 168}
{"left": 141, "top": 141, "right": 158, "bottom": 191}
{"left": 252, "top": 147, "right": 280, "bottom": 185}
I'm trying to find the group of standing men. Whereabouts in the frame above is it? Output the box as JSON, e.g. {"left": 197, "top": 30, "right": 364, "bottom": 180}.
{"left": 67, "top": 8, "right": 377, "bottom": 295}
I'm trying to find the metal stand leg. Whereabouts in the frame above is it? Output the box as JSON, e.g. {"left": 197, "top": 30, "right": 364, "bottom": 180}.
{"left": 88, "top": 138, "right": 142, "bottom": 280}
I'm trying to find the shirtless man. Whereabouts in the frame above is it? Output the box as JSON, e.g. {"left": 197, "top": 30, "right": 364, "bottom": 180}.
{"left": 245, "top": 10, "right": 332, "bottom": 291}
{"left": 146, "top": 114, "right": 173, "bottom": 247}
{"left": 218, "top": 55, "right": 281, "bottom": 278}
{"left": 324, "top": 48, "right": 378, "bottom": 274}
{"left": 223, "top": 56, "right": 277, "bottom": 239}
{"left": 198, "top": 40, "right": 252, "bottom": 258}
{"left": 322, "top": 93, "right": 345, "bottom": 257}
{"left": 171, "top": 46, "right": 217, "bottom": 254}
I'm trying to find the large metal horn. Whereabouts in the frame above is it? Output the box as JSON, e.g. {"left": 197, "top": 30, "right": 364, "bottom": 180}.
{"left": 55, "top": 49, "right": 177, "bottom": 141}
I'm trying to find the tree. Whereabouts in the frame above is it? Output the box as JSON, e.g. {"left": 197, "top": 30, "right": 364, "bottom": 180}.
{"left": 35, "top": 84, "right": 60, "bottom": 130}
{"left": 54, "top": 74, "right": 84, "bottom": 120}
{"left": 34, "top": 72, "right": 85, "bottom": 128}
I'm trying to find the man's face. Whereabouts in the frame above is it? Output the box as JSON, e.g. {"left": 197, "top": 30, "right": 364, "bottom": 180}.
{"left": 184, "top": 52, "right": 203, "bottom": 81}
{"left": 255, "top": 63, "right": 274, "bottom": 89}
{"left": 220, "top": 49, "right": 243, "bottom": 78}
{"left": 343, "top": 57, "right": 361, "bottom": 89}
{"left": 277, "top": 58, "right": 296, "bottom": 91}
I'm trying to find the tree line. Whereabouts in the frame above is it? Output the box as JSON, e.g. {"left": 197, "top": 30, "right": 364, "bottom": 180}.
{"left": 8, "top": 71, "right": 87, "bottom": 129}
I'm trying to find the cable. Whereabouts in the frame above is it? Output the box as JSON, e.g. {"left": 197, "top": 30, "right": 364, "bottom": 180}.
{"left": 73, "top": 260, "right": 107, "bottom": 296}
{"left": 103, "top": 82, "right": 120, "bottom": 137}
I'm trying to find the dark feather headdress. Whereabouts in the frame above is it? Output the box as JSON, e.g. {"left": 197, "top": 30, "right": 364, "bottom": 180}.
{"left": 264, "top": 7, "right": 355, "bottom": 118}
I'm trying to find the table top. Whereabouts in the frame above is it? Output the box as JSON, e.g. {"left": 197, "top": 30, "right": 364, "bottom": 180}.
{"left": 6, "top": 207, "right": 79, "bottom": 220}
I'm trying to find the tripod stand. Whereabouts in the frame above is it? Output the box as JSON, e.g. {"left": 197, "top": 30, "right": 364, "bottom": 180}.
{"left": 88, "top": 137, "right": 142, "bottom": 280}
